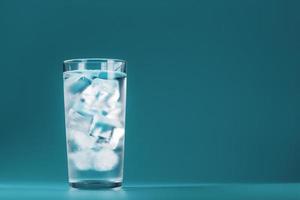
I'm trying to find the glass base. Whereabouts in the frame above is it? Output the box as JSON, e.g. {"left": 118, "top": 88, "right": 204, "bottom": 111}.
{"left": 70, "top": 180, "right": 122, "bottom": 190}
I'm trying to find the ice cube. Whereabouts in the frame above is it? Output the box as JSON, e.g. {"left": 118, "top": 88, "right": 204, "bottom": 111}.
{"left": 64, "top": 73, "right": 92, "bottom": 112}
{"left": 68, "top": 109, "right": 93, "bottom": 133}
{"left": 109, "top": 128, "right": 124, "bottom": 149}
{"left": 89, "top": 116, "right": 113, "bottom": 139}
{"left": 64, "top": 72, "right": 82, "bottom": 89}
{"left": 69, "top": 76, "right": 91, "bottom": 94}
{"left": 71, "top": 131, "right": 97, "bottom": 150}
{"left": 80, "top": 80, "right": 100, "bottom": 107}
{"left": 71, "top": 98, "right": 95, "bottom": 117}
{"left": 76, "top": 78, "right": 120, "bottom": 116}
{"left": 64, "top": 73, "right": 91, "bottom": 94}
{"left": 93, "top": 148, "right": 118, "bottom": 171}
{"left": 79, "top": 79, "right": 107, "bottom": 112}
{"left": 95, "top": 129, "right": 115, "bottom": 149}
{"left": 69, "top": 150, "right": 94, "bottom": 170}
{"left": 89, "top": 124, "right": 114, "bottom": 149}
{"left": 85, "top": 78, "right": 119, "bottom": 100}
{"left": 99, "top": 79, "right": 120, "bottom": 99}
{"left": 105, "top": 103, "right": 122, "bottom": 120}
{"left": 89, "top": 114, "right": 123, "bottom": 137}
{"left": 64, "top": 73, "right": 81, "bottom": 109}
{"left": 91, "top": 124, "right": 112, "bottom": 138}
{"left": 91, "top": 127, "right": 124, "bottom": 150}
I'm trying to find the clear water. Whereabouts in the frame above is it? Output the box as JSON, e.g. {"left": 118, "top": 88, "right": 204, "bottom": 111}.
{"left": 63, "top": 70, "right": 126, "bottom": 185}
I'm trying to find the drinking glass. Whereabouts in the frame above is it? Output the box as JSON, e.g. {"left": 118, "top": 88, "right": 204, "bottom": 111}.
{"left": 63, "top": 58, "right": 127, "bottom": 189}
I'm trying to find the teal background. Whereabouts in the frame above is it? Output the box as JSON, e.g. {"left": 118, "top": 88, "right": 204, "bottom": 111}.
{"left": 0, "top": 0, "right": 299, "bottom": 184}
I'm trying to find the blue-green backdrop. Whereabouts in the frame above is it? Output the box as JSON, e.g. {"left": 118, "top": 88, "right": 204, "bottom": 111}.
{"left": 0, "top": 0, "right": 299, "bottom": 184}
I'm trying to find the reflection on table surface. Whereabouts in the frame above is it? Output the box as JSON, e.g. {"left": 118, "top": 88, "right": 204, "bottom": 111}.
{"left": 0, "top": 183, "right": 299, "bottom": 200}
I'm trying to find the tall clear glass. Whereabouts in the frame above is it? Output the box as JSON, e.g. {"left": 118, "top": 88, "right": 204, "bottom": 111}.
{"left": 63, "top": 58, "right": 127, "bottom": 189}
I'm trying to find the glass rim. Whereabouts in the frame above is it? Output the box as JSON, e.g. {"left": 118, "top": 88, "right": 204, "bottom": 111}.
{"left": 63, "top": 58, "right": 126, "bottom": 64}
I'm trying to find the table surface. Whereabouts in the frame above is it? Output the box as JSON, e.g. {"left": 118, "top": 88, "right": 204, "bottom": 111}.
{"left": 0, "top": 183, "right": 299, "bottom": 200}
